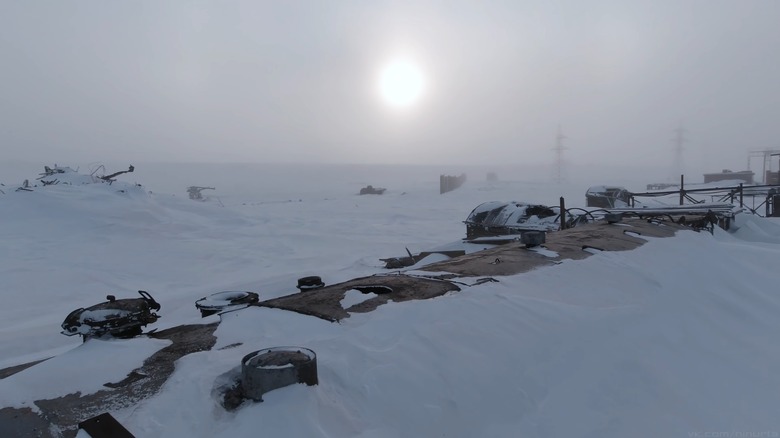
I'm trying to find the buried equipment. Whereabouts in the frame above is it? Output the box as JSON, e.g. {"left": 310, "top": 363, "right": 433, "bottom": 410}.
{"left": 195, "top": 291, "right": 260, "bottom": 317}
{"left": 520, "top": 231, "right": 546, "bottom": 248}
{"left": 605, "top": 212, "right": 623, "bottom": 224}
{"left": 297, "top": 276, "right": 325, "bottom": 291}
{"left": 61, "top": 291, "right": 161, "bottom": 340}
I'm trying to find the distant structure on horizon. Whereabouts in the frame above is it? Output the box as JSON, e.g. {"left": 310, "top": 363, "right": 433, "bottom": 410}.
{"left": 440, "top": 173, "right": 467, "bottom": 194}
{"left": 702, "top": 169, "right": 754, "bottom": 185}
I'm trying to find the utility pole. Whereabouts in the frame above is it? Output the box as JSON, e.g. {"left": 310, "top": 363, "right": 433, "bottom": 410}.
{"left": 553, "top": 125, "right": 567, "bottom": 183}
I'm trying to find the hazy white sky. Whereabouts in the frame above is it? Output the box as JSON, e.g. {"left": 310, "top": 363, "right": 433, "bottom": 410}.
{"left": 2, "top": 0, "right": 779, "bottom": 174}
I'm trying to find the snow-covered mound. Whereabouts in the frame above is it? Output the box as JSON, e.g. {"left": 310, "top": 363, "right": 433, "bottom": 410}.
{"left": 125, "top": 229, "right": 780, "bottom": 438}
{"left": 729, "top": 213, "right": 780, "bottom": 243}
{"left": 0, "top": 337, "right": 170, "bottom": 408}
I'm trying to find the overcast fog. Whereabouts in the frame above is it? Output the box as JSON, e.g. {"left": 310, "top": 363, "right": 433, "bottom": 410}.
{"left": 2, "top": 0, "right": 779, "bottom": 179}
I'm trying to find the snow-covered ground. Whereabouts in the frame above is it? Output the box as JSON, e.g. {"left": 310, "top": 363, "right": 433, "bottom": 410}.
{"left": 2, "top": 163, "right": 780, "bottom": 437}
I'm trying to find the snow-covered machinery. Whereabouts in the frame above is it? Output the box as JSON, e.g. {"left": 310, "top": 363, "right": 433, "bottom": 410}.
{"left": 359, "top": 185, "right": 386, "bottom": 195}
{"left": 61, "top": 291, "right": 161, "bottom": 341}
{"left": 187, "top": 186, "right": 215, "bottom": 200}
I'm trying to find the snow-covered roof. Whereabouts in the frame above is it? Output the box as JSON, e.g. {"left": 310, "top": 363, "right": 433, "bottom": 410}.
{"left": 586, "top": 185, "right": 628, "bottom": 195}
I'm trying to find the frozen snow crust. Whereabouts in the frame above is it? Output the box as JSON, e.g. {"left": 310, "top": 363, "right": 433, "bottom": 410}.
{"left": 2, "top": 164, "right": 780, "bottom": 437}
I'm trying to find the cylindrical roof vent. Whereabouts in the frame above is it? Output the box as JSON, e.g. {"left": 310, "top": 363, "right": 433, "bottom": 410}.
{"left": 241, "top": 347, "right": 318, "bottom": 402}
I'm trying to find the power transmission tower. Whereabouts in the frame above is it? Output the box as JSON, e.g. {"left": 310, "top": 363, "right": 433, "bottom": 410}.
{"left": 553, "top": 125, "right": 567, "bottom": 183}
{"left": 672, "top": 123, "right": 687, "bottom": 178}
{"left": 748, "top": 149, "right": 780, "bottom": 183}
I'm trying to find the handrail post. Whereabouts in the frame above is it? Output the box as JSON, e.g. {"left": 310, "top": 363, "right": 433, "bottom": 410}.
{"left": 679, "top": 174, "right": 685, "bottom": 205}
{"left": 739, "top": 183, "right": 744, "bottom": 208}
{"left": 559, "top": 196, "right": 566, "bottom": 230}
{"left": 766, "top": 193, "right": 771, "bottom": 217}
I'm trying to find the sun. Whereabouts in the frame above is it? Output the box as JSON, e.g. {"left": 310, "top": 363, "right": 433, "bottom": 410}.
{"left": 378, "top": 60, "right": 425, "bottom": 108}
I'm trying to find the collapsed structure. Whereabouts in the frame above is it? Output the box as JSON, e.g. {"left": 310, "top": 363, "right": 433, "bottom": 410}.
{"left": 463, "top": 201, "right": 577, "bottom": 239}
{"left": 585, "top": 186, "right": 631, "bottom": 208}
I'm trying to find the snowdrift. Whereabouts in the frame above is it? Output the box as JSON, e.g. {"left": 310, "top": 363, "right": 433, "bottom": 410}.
{"left": 1, "top": 164, "right": 780, "bottom": 437}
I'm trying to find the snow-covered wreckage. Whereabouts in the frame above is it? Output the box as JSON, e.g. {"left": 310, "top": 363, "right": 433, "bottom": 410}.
{"left": 464, "top": 201, "right": 567, "bottom": 240}
{"left": 61, "top": 291, "right": 161, "bottom": 341}
{"left": 585, "top": 185, "right": 631, "bottom": 208}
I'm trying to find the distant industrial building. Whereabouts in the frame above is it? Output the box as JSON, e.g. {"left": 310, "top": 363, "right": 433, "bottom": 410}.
{"left": 703, "top": 170, "right": 754, "bottom": 184}
{"left": 767, "top": 170, "right": 780, "bottom": 185}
